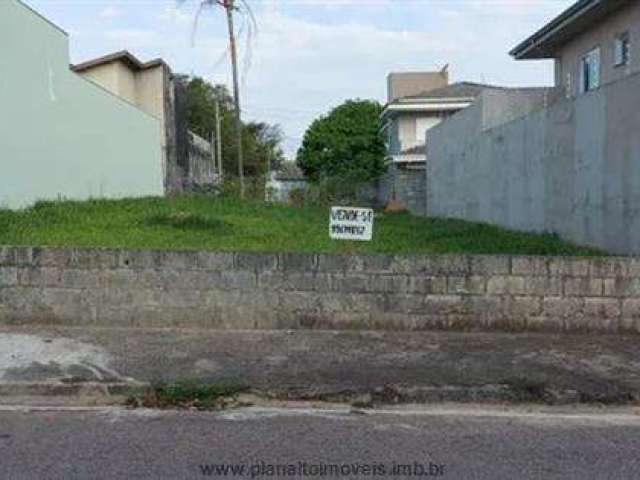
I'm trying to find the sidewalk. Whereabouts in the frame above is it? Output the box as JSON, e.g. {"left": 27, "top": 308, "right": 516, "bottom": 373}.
{"left": 1, "top": 326, "right": 639, "bottom": 405}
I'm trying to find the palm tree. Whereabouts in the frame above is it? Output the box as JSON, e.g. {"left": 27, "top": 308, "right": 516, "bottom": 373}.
{"left": 183, "top": 0, "right": 250, "bottom": 198}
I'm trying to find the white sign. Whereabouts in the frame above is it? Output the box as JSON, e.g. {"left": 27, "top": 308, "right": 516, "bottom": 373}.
{"left": 329, "top": 206, "right": 374, "bottom": 241}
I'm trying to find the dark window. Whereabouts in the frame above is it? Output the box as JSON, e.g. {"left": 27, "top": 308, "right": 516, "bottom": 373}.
{"left": 614, "top": 33, "right": 630, "bottom": 67}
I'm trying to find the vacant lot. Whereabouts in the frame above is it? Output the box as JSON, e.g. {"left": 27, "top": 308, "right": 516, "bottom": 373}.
{"left": 0, "top": 196, "right": 602, "bottom": 255}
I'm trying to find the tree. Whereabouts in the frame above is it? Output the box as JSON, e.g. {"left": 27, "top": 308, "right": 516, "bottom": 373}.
{"left": 297, "top": 100, "right": 386, "bottom": 183}
{"left": 178, "top": 75, "right": 285, "bottom": 177}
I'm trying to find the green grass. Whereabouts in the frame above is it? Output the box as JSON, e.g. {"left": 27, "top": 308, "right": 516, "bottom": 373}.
{"left": 130, "top": 379, "right": 250, "bottom": 410}
{"left": 0, "top": 196, "right": 603, "bottom": 256}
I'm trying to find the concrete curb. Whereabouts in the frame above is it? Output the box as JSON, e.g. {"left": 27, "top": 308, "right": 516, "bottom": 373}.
{"left": 0, "top": 382, "right": 148, "bottom": 398}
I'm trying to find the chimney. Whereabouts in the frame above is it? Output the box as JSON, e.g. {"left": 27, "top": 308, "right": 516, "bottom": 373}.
{"left": 387, "top": 69, "right": 449, "bottom": 103}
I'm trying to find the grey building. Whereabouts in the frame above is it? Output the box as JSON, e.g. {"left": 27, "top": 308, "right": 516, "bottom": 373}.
{"left": 426, "top": 0, "right": 640, "bottom": 254}
{"left": 379, "top": 72, "right": 513, "bottom": 215}
{"left": 511, "top": 0, "right": 638, "bottom": 97}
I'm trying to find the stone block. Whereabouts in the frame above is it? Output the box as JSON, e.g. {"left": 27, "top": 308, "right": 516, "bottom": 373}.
{"left": 415, "top": 256, "right": 470, "bottom": 276}
{"left": 628, "top": 258, "right": 640, "bottom": 277}
{"left": 153, "top": 251, "right": 199, "bottom": 270}
{"left": 564, "top": 277, "right": 603, "bottom": 297}
{"left": 589, "top": 258, "right": 628, "bottom": 278}
{"left": 196, "top": 252, "right": 234, "bottom": 271}
{"left": 407, "top": 276, "right": 448, "bottom": 295}
{"left": 0, "top": 247, "right": 15, "bottom": 266}
{"left": 548, "top": 258, "right": 590, "bottom": 277}
{"left": 620, "top": 317, "right": 640, "bottom": 334}
{"left": 360, "top": 255, "right": 396, "bottom": 273}
{"left": 32, "top": 248, "right": 72, "bottom": 267}
{"left": 423, "top": 294, "right": 465, "bottom": 315}
{"left": 234, "top": 253, "right": 278, "bottom": 272}
{"left": 603, "top": 278, "right": 640, "bottom": 297}
{"left": 279, "top": 291, "right": 322, "bottom": 312}
{"left": 583, "top": 298, "right": 621, "bottom": 319}
{"left": 384, "top": 294, "right": 426, "bottom": 314}
{"left": 523, "top": 276, "right": 562, "bottom": 295}
{"left": 316, "top": 254, "right": 367, "bottom": 273}
{"left": 369, "top": 275, "right": 409, "bottom": 293}
{"left": 487, "top": 276, "right": 526, "bottom": 295}
{"left": 543, "top": 297, "right": 583, "bottom": 318}
{"left": 220, "top": 271, "right": 257, "bottom": 290}
{"left": 118, "top": 250, "right": 156, "bottom": 269}
{"left": 330, "top": 274, "right": 370, "bottom": 293}
{"left": 622, "top": 299, "right": 640, "bottom": 319}
{"left": 464, "top": 295, "right": 503, "bottom": 320}
{"left": 447, "top": 276, "right": 486, "bottom": 294}
{"left": 0, "top": 268, "right": 18, "bottom": 287}
{"left": 278, "top": 252, "right": 317, "bottom": 271}
{"left": 469, "top": 256, "right": 510, "bottom": 275}
{"left": 258, "top": 271, "right": 319, "bottom": 292}
{"left": 511, "top": 256, "right": 549, "bottom": 276}
{"left": 11, "top": 247, "right": 33, "bottom": 267}
{"left": 504, "top": 296, "right": 542, "bottom": 317}
{"left": 69, "top": 249, "right": 119, "bottom": 269}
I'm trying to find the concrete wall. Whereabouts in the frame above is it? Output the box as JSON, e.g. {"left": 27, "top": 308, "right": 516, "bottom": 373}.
{"left": 0, "top": 1, "right": 163, "bottom": 209}
{"left": 1, "top": 246, "right": 640, "bottom": 334}
{"left": 427, "top": 71, "right": 640, "bottom": 255}
{"left": 555, "top": 1, "right": 640, "bottom": 96}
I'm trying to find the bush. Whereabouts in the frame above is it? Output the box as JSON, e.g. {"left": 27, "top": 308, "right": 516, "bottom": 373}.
{"left": 295, "top": 175, "right": 376, "bottom": 208}
{"left": 218, "top": 176, "right": 267, "bottom": 202}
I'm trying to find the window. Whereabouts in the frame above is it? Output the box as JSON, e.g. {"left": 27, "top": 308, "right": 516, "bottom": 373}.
{"left": 614, "top": 33, "right": 630, "bottom": 67}
{"left": 580, "top": 47, "right": 601, "bottom": 93}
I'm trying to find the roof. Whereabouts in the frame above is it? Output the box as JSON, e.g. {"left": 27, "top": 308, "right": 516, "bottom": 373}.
{"left": 400, "top": 82, "right": 501, "bottom": 102}
{"left": 72, "top": 50, "right": 167, "bottom": 73}
{"left": 510, "top": 0, "right": 630, "bottom": 59}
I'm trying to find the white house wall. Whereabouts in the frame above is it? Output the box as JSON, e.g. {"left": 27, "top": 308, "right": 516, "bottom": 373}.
{"left": 0, "top": 0, "right": 163, "bottom": 209}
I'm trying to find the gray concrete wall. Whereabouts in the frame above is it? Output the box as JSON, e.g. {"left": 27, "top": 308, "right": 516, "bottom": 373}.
{"left": 427, "top": 71, "right": 640, "bottom": 255}
{"left": 2, "top": 246, "right": 640, "bottom": 334}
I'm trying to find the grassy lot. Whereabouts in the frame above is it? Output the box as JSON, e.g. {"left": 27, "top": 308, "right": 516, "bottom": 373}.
{"left": 0, "top": 196, "right": 602, "bottom": 255}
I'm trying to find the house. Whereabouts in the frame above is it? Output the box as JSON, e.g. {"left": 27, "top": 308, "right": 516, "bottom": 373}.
{"left": 72, "top": 51, "right": 217, "bottom": 193}
{"left": 425, "top": 0, "right": 640, "bottom": 254}
{"left": 266, "top": 163, "right": 307, "bottom": 203}
{"left": 510, "top": 0, "right": 638, "bottom": 97}
{"left": 379, "top": 70, "right": 502, "bottom": 215}
{"left": 0, "top": 0, "right": 163, "bottom": 209}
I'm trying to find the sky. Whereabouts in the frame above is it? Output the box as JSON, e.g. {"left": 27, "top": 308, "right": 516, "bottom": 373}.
{"left": 25, "top": 0, "right": 576, "bottom": 157}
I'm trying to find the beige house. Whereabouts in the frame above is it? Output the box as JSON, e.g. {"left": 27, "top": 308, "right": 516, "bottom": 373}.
{"left": 73, "top": 51, "right": 215, "bottom": 192}
{"left": 511, "top": 0, "right": 638, "bottom": 96}
{"left": 378, "top": 70, "right": 494, "bottom": 215}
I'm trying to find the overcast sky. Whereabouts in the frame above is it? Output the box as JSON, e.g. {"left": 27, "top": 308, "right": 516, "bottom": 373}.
{"left": 26, "top": 0, "right": 575, "bottom": 157}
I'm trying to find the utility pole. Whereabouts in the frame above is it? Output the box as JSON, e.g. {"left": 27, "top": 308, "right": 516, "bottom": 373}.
{"left": 215, "top": 99, "right": 223, "bottom": 181}
{"left": 223, "top": 0, "right": 245, "bottom": 199}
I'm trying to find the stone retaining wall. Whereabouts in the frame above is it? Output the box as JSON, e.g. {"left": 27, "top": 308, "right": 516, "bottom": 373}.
{"left": 1, "top": 246, "right": 639, "bottom": 333}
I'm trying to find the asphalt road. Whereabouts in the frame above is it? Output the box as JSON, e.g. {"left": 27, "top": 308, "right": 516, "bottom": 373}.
{"left": 1, "top": 406, "right": 640, "bottom": 479}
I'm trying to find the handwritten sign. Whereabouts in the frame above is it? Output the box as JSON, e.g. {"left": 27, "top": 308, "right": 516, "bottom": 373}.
{"left": 329, "top": 207, "right": 374, "bottom": 241}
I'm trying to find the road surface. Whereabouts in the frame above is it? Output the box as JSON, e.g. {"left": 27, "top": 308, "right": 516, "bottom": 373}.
{"left": 1, "top": 405, "right": 639, "bottom": 479}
